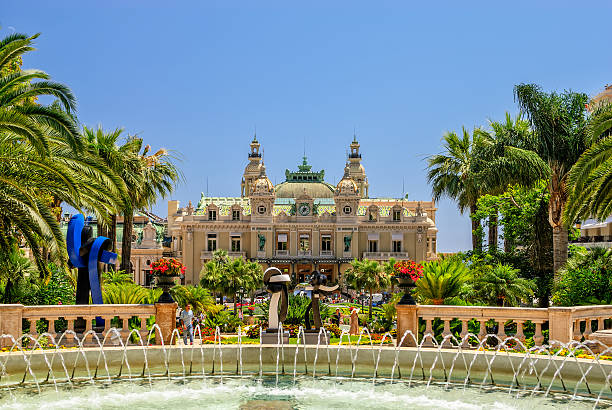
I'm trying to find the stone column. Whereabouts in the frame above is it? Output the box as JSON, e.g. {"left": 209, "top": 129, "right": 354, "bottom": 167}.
{"left": 0, "top": 304, "right": 24, "bottom": 347}
{"left": 396, "top": 304, "right": 418, "bottom": 347}
{"left": 548, "top": 307, "right": 574, "bottom": 345}
{"left": 155, "top": 302, "right": 178, "bottom": 345}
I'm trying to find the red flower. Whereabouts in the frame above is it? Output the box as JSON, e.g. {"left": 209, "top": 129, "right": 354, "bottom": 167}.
{"left": 392, "top": 260, "right": 424, "bottom": 281}
{"left": 150, "top": 258, "right": 186, "bottom": 276}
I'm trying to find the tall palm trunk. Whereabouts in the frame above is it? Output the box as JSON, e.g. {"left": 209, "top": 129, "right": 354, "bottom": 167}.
{"left": 534, "top": 201, "right": 553, "bottom": 307}
{"left": 488, "top": 211, "right": 498, "bottom": 253}
{"left": 120, "top": 211, "right": 134, "bottom": 273}
{"left": 110, "top": 214, "right": 117, "bottom": 253}
{"left": 549, "top": 176, "right": 568, "bottom": 277}
{"left": 552, "top": 226, "right": 568, "bottom": 277}
{"left": 470, "top": 204, "right": 482, "bottom": 253}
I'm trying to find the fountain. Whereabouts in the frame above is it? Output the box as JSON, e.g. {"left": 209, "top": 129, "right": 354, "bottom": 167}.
{"left": 1, "top": 326, "right": 612, "bottom": 409}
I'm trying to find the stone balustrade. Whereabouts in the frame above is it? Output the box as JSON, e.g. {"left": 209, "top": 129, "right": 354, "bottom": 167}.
{"left": 0, "top": 303, "right": 177, "bottom": 348}
{"left": 3, "top": 302, "right": 612, "bottom": 349}
{"left": 397, "top": 304, "right": 612, "bottom": 347}
{"left": 362, "top": 252, "right": 410, "bottom": 260}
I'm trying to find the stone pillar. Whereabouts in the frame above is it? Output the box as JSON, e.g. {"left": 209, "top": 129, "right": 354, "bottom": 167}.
{"left": 155, "top": 302, "right": 178, "bottom": 345}
{"left": 396, "top": 304, "right": 418, "bottom": 347}
{"left": 548, "top": 307, "right": 574, "bottom": 345}
{"left": 0, "top": 304, "right": 24, "bottom": 347}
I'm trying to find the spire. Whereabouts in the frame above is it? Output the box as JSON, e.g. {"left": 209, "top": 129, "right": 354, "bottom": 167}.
{"left": 343, "top": 162, "right": 350, "bottom": 177}
{"left": 298, "top": 156, "right": 312, "bottom": 172}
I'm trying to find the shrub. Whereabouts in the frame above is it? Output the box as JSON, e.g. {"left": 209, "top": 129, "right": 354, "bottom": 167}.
{"left": 323, "top": 323, "right": 341, "bottom": 338}
{"left": 245, "top": 325, "right": 262, "bottom": 339}
{"left": 471, "top": 263, "right": 535, "bottom": 307}
{"left": 102, "top": 282, "right": 148, "bottom": 304}
{"left": 204, "top": 310, "right": 242, "bottom": 332}
{"left": 415, "top": 259, "right": 471, "bottom": 304}
{"left": 261, "top": 295, "right": 332, "bottom": 326}
{"left": 553, "top": 247, "right": 612, "bottom": 306}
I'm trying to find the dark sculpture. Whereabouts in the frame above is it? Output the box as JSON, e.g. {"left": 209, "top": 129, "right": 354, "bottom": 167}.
{"left": 304, "top": 270, "right": 338, "bottom": 330}
{"left": 67, "top": 214, "right": 117, "bottom": 318}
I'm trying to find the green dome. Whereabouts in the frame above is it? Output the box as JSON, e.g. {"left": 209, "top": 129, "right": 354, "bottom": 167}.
{"left": 275, "top": 156, "right": 335, "bottom": 198}
{"left": 275, "top": 181, "right": 335, "bottom": 198}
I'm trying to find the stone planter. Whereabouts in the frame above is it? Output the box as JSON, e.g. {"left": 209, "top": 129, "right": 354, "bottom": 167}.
{"left": 155, "top": 275, "right": 179, "bottom": 303}
{"left": 396, "top": 277, "right": 417, "bottom": 305}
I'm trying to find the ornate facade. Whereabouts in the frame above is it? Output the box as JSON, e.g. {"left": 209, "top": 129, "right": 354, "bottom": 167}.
{"left": 168, "top": 137, "right": 438, "bottom": 286}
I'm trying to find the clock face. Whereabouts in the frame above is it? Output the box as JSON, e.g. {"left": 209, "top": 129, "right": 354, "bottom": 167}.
{"left": 343, "top": 205, "right": 352, "bottom": 215}
{"left": 257, "top": 205, "right": 266, "bottom": 215}
{"left": 298, "top": 203, "right": 310, "bottom": 216}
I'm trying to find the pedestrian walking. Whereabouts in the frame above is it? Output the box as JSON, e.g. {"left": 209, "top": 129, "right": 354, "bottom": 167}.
{"left": 180, "top": 304, "right": 194, "bottom": 345}
{"left": 349, "top": 308, "right": 359, "bottom": 335}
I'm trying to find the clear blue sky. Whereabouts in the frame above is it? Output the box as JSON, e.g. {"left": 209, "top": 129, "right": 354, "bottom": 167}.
{"left": 3, "top": 1, "right": 611, "bottom": 251}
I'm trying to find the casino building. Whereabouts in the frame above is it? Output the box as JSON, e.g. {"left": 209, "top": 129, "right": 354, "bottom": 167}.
{"left": 167, "top": 136, "right": 438, "bottom": 286}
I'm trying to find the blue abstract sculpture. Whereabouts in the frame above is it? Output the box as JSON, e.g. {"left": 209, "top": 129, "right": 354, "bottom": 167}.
{"left": 67, "top": 214, "right": 117, "bottom": 310}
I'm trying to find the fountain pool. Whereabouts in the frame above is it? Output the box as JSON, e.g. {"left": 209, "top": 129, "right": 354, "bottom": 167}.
{"left": 1, "top": 328, "right": 612, "bottom": 409}
{"left": 0, "top": 376, "right": 600, "bottom": 410}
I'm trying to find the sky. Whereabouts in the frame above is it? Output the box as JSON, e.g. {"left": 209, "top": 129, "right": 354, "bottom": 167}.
{"left": 3, "top": 1, "right": 612, "bottom": 252}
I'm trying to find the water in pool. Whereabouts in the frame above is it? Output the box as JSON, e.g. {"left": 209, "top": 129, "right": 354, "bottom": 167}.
{"left": 0, "top": 376, "right": 597, "bottom": 409}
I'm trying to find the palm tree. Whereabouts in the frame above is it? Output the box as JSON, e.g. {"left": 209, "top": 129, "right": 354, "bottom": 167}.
{"left": 102, "top": 282, "right": 149, "bottom": 304}
{"left": 0, "top": 246, "right": 38, "bottom": 303}
{"left": 473, "top": 263, "right": 535, "bottom": 307}
{"left": 200, "top": 252, "right": 262, "bottom": 314}
{"left": 101, "top": 270, "right": 134, "bottom": 285}
{"left": 564, "top": 103, "right": 612, "bottom": 223}
{"left": 343, "top": 259, "right": 391, "bottom": 319}
{"left": 382, "top": 257, "right": 397, "bottom": 292}
{"left": 120, "top": 140, "right": 181, "bottom": 273}
{"left": 0, "top": 32, "right": 125, "bottom": 273}
{"left": 171, "top": 285, "right": 216, "bottom": 314}
{"left": 83, "top": 126, "right": 143, "bottom": 252}
{"left": 427, "top": 127, "right": 484, "bottom": 252}
{"left": 473, "top": 113, "right": 534, "bottom": 252}
{"left": 414, "top": 259, "right": 471, "bottom": 305}
{"left": 511, "top": 84, "right": 590, "bottom": 274}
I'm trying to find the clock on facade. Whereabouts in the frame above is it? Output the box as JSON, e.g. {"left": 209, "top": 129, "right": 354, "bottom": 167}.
{"left": 298, "top": 203, "right": 310, "bottom": 216}
{"left": 257, "top": 205, "right": 267, "bottom": 215}
{"left": 343, "top": 205, "right": 352, "bottom": 215}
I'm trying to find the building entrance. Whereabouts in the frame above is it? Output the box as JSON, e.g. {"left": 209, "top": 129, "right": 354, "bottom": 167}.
{"left": 296, "top": 264, "right": 312, "bottom": 284}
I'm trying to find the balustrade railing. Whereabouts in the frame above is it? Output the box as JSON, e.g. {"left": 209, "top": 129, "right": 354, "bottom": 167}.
{"left": 362, "top": 252, "right": 410, "bottom": 260}
{"left": 3, "top": 303, "right": 612, "bottom": 349}
{"left": 417, "top": 305, "right": 549, "bottom": 347}
{"left": 22, "top": 304, "right": 155, "bottom": 345}
{"left": 0, "top": 303, "right": 172, "bottom": 348}
{"left": 397, "top": 304, "right": 612, "bottom": 347}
